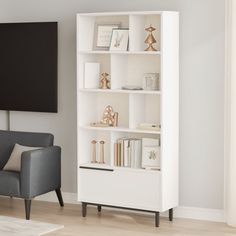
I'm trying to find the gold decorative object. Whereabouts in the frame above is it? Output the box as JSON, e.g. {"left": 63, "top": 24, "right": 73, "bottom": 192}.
{"left": 144, "top": 25, "right": 157, "bottom": 51}
{"left": 113, "top": 112, "right": 118, "bottom": 127}
{"left": 90, "top": 105, "right": 119, "bottom": 127}
{"left": 91, "top": 140, "right": 97, "bottom": 163}
{"left": 100, "top": 72, "right": 110, "bottom": 89}
{"left": 101, "top": 105, "right": 118, "bottom": 127}
{"left": 90, "top": 122, "right": 109, "bottom": 127}
{"left": 99, "top": 140, "right": 105, "bottom": 164}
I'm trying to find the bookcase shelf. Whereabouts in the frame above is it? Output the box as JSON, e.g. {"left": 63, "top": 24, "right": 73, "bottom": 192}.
{"left": 78, "top": 50, "right": 161, "bottom": 55}
{"left": 79, "top": 88, "right": 161, "bottom": 95}
{"left": 77, "top": 11, "right": 179, "bottom": 227}
{"left": 79, "top": 126, "right": 161, "bottom": 134}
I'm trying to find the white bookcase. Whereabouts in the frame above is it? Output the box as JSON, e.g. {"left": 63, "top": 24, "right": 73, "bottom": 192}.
{"left": 77, "top": 11, "right": 179, "bottom": 227}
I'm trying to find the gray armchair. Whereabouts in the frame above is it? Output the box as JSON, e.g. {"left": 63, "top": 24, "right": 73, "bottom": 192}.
{"left": 0, "top": 130, "right": 64, "bottom": 220}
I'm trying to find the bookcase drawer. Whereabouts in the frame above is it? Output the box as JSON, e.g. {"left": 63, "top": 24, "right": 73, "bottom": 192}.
{"left": 78, "top": 168, "right": 161, "bottom": 211}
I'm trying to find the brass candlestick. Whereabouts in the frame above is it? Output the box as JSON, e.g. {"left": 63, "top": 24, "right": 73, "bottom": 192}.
{"left": 113, "top": 112, "right": 118, "bottom": 127}
{"left": 144, "top": 25, "right": 157, "bottom": 51}
{"left": 91, "top": 140, "right": 97, "bottom": 163}
{"left": 100, "top": 73, "right": 110, "bottom": 89}
{"left": 99, "top": 140, "right": 105, "bottom": 164}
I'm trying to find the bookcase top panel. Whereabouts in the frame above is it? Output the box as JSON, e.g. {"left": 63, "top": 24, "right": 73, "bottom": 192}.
{"left": 77, "top": 11, "right": 179, "bottom": 17}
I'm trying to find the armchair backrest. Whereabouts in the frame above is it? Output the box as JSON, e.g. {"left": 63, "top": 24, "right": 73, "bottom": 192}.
{"left": 0, "top": 130, "right": 54, "bottom": 170}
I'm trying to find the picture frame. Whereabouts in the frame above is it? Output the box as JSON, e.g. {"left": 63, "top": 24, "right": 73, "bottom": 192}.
{"left": 142, "top": 138, "right": 160, "bottom": 169}
{"left": 142, "top": 73, "right": 159, "bottom": 90}
{"left": 93, "top": 23, "right": 121, "bottom": 50}
{"left": 109, "top": 28, "right": 129, "bottom": 51}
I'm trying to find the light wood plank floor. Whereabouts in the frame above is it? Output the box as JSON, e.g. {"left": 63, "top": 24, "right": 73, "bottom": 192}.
{"left": 0, "top": 197, "right": 235, "bottom": 236}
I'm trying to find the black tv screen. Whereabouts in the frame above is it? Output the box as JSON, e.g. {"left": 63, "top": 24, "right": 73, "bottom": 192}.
{"left": 0, "top": 22, "right": 58, "bottom": 113}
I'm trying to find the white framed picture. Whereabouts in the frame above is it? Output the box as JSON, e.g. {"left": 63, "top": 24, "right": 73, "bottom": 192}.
{"left": 109, "top": 29, "right": 129, "bottom": 51}
{"left": 142, "top": 138, "right": 160, "bottom": 169}
{"left": 94, "top": 23, "right": 121, "bottom": 50}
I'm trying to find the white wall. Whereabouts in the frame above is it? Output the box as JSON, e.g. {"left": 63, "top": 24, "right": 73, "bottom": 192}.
{"left": 0, "top": 0, "right": 225, "bottom": 209}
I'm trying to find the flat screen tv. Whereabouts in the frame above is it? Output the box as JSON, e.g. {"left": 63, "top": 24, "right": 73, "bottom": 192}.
{"left": 0, "top": 22, "right": 58, "bottom": 113}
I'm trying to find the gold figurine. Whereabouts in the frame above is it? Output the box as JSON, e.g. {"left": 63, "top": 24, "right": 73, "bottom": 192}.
{"left": 100, "top": 72, "right": 110, "bottom": 89}
{"left": 90, "top": 106, "right": 119, "bottom": 128}
{"left": 144, "top": 25, "right": 157, "bottom": 51}
{"left": 99, "top": 140, "right": 105, "bottom": 164}
{"left": 101, "top": 105, "right": 118, "bottom": 127}
{"left": 91, "top": 140, "right": 97, "bottom": 163}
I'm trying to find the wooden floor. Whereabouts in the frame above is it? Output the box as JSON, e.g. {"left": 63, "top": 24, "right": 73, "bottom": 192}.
{"left": 0, "top": 197, "right": 235, "bottom": 236}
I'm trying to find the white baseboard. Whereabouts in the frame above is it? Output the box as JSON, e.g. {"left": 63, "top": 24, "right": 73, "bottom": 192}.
{"left": 36, "top": 191, "right": 78, "bottom": 205}
{"left": 35, "top": 192, "right": 225, "bottom": 223}
{"left": 161, "top": 206, "right": 225, "bottom": 223}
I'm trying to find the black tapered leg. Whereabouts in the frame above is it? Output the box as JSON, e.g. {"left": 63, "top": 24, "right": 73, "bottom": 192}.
{"left": 155, "top": 212, "right": 160, "bottom": 227}
{"left": 55, "top": 189, "right": 64, "bottom": 207}
{"left": 82, "top": 202, "right": 87, "bottom": 217}
{"left": 24, "top": 199, "right": 31, "bottom": 220}
{"left": 97, "top": 205, "right": 102, "bottom": 212}
{"left": 169, "top": 208, "right": 173, "bottom": 221}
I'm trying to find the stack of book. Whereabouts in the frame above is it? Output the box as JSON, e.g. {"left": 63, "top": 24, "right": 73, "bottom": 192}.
{"left": 114, "top": 138, "right": 142, "bottom": 168}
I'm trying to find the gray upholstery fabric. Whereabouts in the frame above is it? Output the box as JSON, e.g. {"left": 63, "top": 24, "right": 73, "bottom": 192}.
{"left": 0, "top": 130, "right": 53, "bottom": 169}
{"left": 21, "top": 146, "right": 61, "bottom": 199}
{"left": 0, "top": 171, "right": 20, "bottom": 197}
{"left": 0, "top": 130, "right": 61, "bottom": 200}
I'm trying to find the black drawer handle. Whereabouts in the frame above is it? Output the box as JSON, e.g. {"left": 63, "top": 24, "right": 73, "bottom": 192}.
{"left": 80, "top": 166, "right": 114, "bottom": 172}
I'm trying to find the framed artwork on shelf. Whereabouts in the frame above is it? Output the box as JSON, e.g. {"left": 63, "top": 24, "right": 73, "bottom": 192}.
{"left": 93, "top": 23, "right": 121, "bottom": 50}
{"left": 142, "top": 138, "right": 160, "bottom": 170}
{"left": 109, "top": 28, "right": 129, "bottom": 51}
{"left": 142, "top": 73, "right": 159, "bottom": 90}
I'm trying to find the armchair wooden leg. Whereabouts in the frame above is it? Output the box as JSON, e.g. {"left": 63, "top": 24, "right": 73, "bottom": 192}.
{"left": 24, "top": 199, "right": 31, "bottom": 220}
{"left": 55, "top": 189, "right": 64, "bottom": 207}
{"left": 97, "top": 205, "right": 102, "bottom": 212}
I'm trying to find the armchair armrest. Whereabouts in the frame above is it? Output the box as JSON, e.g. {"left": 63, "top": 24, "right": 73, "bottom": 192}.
{"left": 20, "top": 146, "right": 61, "bottom": 199}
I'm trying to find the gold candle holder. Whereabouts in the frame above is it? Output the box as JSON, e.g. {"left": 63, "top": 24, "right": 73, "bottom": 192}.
{"left": 112, "top": 112, "right": 118, "bottom": 127}
{"left": 91, "top": 140, "right": 97, "bottom": 163}
{"left": 99, "top": 140, "right": 105, "bottom": 164}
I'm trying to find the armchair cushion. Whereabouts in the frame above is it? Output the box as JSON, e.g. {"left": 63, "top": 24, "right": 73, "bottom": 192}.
{"left": 0, "top": 171, "right": 20, "bottom": 197}
{"left": 3, "top": 143, "right": 42, "bottom": 172}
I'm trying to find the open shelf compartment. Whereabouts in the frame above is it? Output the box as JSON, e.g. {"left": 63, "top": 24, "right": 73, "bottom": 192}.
{"left": 129, "top": 94, "right": 161, "bottom": 130}
{"left": 129, "top": 14, "right": 161, "bottom": 52}
{"left": 77, "top": 15, "right": 129, "bottom": 51}
{"left": 111, "top": 54, "right": 160, "bottom": 89}
{"left": 78, "top": 92, "right": 129, "bottom": 128}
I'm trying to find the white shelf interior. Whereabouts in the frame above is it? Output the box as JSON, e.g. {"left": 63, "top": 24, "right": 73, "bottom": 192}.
{"left": 78, "top": 54, "right": 160, "bottom": 90}
{"left": 129, "top": 94, "right": 160, "bottom": 129}
{"left": 111, "top": 54, "right": 160, "bottom": 89}
{"left": 78, "top": 15, "right": 129, "bottom": 51}
{"left": 77, "top": 13, "right": 161, "bottom": 52}
{"left": 78, "top": 129, "right": 160, "bottom": 168}
{"left": 129, "top": 14, "right": 161, "bottom": 51}
{"left": 78, "top": 92, "right": 129, "bottom": 128}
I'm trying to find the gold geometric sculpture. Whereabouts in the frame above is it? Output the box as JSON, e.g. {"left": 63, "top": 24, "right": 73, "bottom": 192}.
{"left": 100, "top": 105, "right": 118, "bottom": 127}
{"left": 144, "top": 25, "right": 157, "bottom": 51}
{"left": 90, "top": 105, "right": 118, "bottom": 127}
{"left": 100, "top": 72, "right": 110, "bottom": 89}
